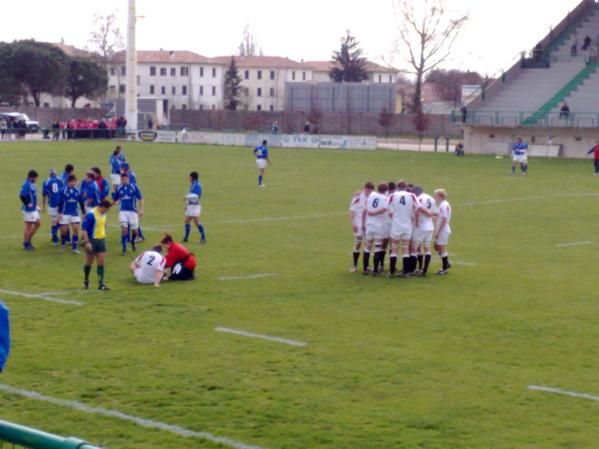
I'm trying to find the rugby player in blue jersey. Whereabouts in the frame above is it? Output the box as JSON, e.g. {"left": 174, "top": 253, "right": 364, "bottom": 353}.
{"left": 81, "top": 171, "right": 100, "bottom": 213}
{"left": 91, "top": 167, "right": 111, "bottom": 202}
{"left": 19, "top": 170, "right": 41, "bottom": 251}
{"left": 119, "top": 162, "right": 145, "bottom": 242}
{"left": 112, "top": 173, "right": 144, "bottom": 255}
{"left": 109, "top": 146, "right": 126, "bottom": 187}
{"left": 253, "top": 140, "right": 272, "bottom": 188}
{"left": 511, "top": 137, "right": 529, "bottom": 176}
{"left": 42, "top": 169, "right": 64, "bottom": 245}
{"left": 183, "top": 171, "right": 206, "bottom": 244}
{"left": 58, "top": 175, "right": 86, "bottom": 254}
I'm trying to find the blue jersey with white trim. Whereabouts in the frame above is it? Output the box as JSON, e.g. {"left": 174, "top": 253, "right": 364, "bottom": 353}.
{"left": 513, "top": 143, "right": 529, "bottom": 156}
{"left": 42, "top": 176, "right": 64, "bottom": 208}
{"left": 110, "top": 154, "right": 126, "bottom": 175}
{"left": 113, "top": 183, "right": 143, "bottom": 212}
{"left": 20, "top": 180, "right": 38, "bottom": 212}
{"left": 60, "top": 187, "right": 84, "bottom": 216}
{"left": 80, "top": 179, "right": 100, "bottom": 208}
{"left": 254, "top": 145, "right": 269, "bottom": 159}
{"left": 186, "top": 181, "right": 202, "bottom": 206}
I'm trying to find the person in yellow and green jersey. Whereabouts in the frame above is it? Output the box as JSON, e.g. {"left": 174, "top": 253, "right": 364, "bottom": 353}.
{"left": 81, "top": 200, "right": 112, "bottom": 291}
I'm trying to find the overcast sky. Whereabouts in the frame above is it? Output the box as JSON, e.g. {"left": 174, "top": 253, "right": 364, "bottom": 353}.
{"left": 0, "top": 0, "right": 582, "bottom": 75}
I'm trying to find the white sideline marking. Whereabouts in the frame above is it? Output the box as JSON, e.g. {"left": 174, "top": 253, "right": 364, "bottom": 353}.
{"left": 0, "top": 384, "right": 267, "bottom": 449}
{"left": 218, "top": 273, "right": 279, "bottom": 281}
{"left": 452, "top": 261, "right": 477, "bottom": 267}
{"left": 460, "top": 192, "right": 599, "bottom": 207}
{"left": 556, "top": 241, "right": 594, "bottom": 248}
{"left": 215, "top": 327, "right": 307, "bottom": 348}
{"left": 0, "top": 289, "right": 83, "bottom": 306}
{"left": 528, "top": 385, "right": 599, "bottom": 402}
{"left": 213, "top": 212, "right": 345, "bottom": 225}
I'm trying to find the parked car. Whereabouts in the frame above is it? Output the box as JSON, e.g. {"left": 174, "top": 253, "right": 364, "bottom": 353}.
{"left": 0, "top": 112, "right": 40, "bottom": 133}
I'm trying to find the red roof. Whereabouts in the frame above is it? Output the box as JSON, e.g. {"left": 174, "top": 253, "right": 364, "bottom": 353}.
{"left": 110, "top": 50, "right": 212, "bottom": 64}
{"left": 306, "top": 60, "right": 397, "bottom": 73}
{"left": 211, "top": 55, "right": 311, "bottom": 69}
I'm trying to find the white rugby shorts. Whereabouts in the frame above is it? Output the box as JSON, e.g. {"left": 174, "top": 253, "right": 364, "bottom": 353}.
{"left": 185, "top": 205, "right": 202, "bottom": 218}
{"left": 22, "top": 211, "right": 40, "bottom": 223}
{"left": 111, "top": 174, "right": 121, "bottom": 186}
{"left": 59, "top": 215, "right": 81, "bottom": 226}
{"left": 119, "top": 211, "right": 139, "bottom": 228}
{"left": 256, "top": 159, "right": 267, "bottom": 170}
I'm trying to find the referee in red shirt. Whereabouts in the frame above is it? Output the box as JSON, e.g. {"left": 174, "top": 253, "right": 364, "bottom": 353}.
{"left": 587, "top": 141, "right": 599, "bottom": 176}
{"left": 161, "top": 234, "right": 197, "bottom": 281}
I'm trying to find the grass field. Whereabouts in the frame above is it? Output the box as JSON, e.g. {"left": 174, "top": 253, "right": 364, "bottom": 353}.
{"left": 0, "top": 141, "right": 597, "bottom": 449}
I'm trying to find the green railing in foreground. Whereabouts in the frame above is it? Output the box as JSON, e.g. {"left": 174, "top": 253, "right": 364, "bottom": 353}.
{"left": 0, "top": 420, "right": 102, "bottom": 449}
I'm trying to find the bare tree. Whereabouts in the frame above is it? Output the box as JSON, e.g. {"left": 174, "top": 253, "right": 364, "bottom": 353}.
{"left": 394, "top": 0, "right": 468, "bottom": 112}
{"left": 88, "top": 12, "right": 124, "bottom": 68}
{"left": 238, "top": 25, "right": 262, "bottom": 57}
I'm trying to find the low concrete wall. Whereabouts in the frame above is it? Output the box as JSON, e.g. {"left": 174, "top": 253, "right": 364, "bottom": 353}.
{"left": 463, "top": 125, "right": 596, "bottom": 158}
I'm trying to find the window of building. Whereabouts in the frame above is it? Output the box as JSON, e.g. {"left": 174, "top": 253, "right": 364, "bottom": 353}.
{"left": 150, "top": 66, "right": 156, "bottom": 76}
{"left": 378, "top": 75, "right": 382, "bottom": 83}
{"left": 270, "top": 70, "right": 275, "bottom": 80}
{"left": 244, "top": 70, "right": 250, "bottom": 80}
{"left": 269, "top": 105, "right": 275, "bottom": 112}
{"left": 182, "top": 85, "right": 188, "bottom": 95}
{"left": 160, "top": 68, "right": 167, "bottom": 76}
{"left": 212, "top": 86, "right": 216, "bottom": 96}
{"left": 110, "top": 68, "right": 116, "bottom": 76}
{"left": 389, "top": 75, "right": 393, "bottom": 83}
{"left": 292, "top": 71, "right": 296, "bottom": 81}
{"left": 269, "top": 87, "right": 275, "bottom": 97}
{"left": 257, "top": 88, "right": 262, "bottom": 97}
{"left": 302, "top": 71, "right": 306, "bottom": 81}
{"left": 199, "top": 86, "right": 204, "bottom": 96}
{"left": 212, "top": 67, "right": 217, "bottom": 78}
{"left": 161, "top": 86, "right": 166, "bottom": 95}
{"left": 257, "top": 105, "right": 262, "bottom": 111}
{"left": 181, "top": 67, "right": 189, "bottom": 76}
{"left": 121, "top": 66, "right": 126, "bottom": 75}
{"left": 200, "top": 67, "right": 204, "bottom": 77}
{"left": 257, "top": 70, "right": 262, "bottom": 80}
{"left": 109, "top": 85, "right": 116, "bottom": 94}
{"left": 211, "top": 104, "right": 216, "bottom": 110}
{"left": 182, "top": 104, "right": 188, "bottom": 110}
{"left": 172, "top": 86, "right": 176, "bottom": 95}
{"left": 170, "top": 67, "right": 176, "bottom": 77}
{"left": 150, "top": 85, "right": 155, "bottom": 95}
{"left": 119, "top": 85, "right": 125, "bottom": 94}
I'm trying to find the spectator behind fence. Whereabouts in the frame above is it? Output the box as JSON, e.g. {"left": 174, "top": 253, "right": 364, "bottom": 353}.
{"left": 455, "top": 143, "right": 465, "bottom": 157}
{"left": 583, "top": 35, "right": 592, "bottom": 51}
{"left": 460, "top": 105, "right": 468, "bottom": 123}
{"left": 0, "top": 118, "right": 7, "bottom": 139}
{"left": 559, "top": 102, "right": 570, "bottom": 120}
{"left": 272, "top": 120, "right": 279, "bottom": 134}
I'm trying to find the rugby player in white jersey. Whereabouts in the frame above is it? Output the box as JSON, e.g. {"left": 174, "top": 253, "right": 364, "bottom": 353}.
{"left": 381, "top": 182, "right": 396, "bottom": 273}
{"left": 411, "top": 186, "right": 438, "bottom": 277}
{"left": 130, "top": 245, "right": 166, "bottom": 287}
{"left": 349, "top": 182, "right": 374, "bottom": 273}
{"left": 364, "top": 183, "right": 389, "bottom": 275}
{"left": 434, "top": 189, "right": 453, "bottom": 275}
{"left": 387, "top": 180, "right": 418, "bottom": 277}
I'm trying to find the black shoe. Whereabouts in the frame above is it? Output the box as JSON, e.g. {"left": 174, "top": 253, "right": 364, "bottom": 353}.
{"left": 98, "top": 284, "right": 111, "bottom": 291}
{"left": 84, "top": 280, "right": 89, "bottom": 290}
{"left": 182, "top": 238, "right": 189, "bottom": 243}
{"left": 437, "top": 270, "right": 449, "bottom": 276}
{"left": 362, "top": 269, "right": 371, "bottom": 276}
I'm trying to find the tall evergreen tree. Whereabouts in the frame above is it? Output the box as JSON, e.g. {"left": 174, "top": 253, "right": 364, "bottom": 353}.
{"left": 224, "top": 57, "right": 243, "bottom": 111}
{"left": 330, "top": 31, "right": 369, "bottom": 83}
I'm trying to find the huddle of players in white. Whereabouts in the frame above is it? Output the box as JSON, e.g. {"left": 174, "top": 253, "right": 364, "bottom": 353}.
{"left": 350, "top": 181, "right": 452, "bottom": 277}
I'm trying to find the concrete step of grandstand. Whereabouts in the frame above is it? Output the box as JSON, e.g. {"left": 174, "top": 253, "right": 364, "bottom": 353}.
{"left": 523, "top": 62, "right": 599, "bottom": 125}
{"left": 551, "top": 68, "right": 599, "bottom": 112}
{"left": 553, "top": 8, "right": 599, "bottom": 56}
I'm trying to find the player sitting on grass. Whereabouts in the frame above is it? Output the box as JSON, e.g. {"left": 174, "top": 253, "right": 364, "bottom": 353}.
{"left": 161, "top": 234, "right": 197, "bottom": 281}
{"left": 82, "top": 200, "right": 112, "bottom": 291}
{"left": 434, "top": 189, "right": 452, "bottom": 276}
{"left": 130, "top": 245, "right": 166, "bottom": 288}
{"left": 19, "top": 170, "right": 41, "bottom": 251}
{"left": 364, "top": 183, "right": 389, "bottom": 275}
{"left": 253, "top": 140, "right": 272, "bottom": 188}
{"left": 349, "top": 182, "right": 374, "bottom": 273}
{"left": 512, "top": 137, "right": 529, "bottom": 176}
{"left": 58, "top": 175, "right": 85, "bottom": 254}
{"left": 183, "top": 172, "right": 206, "bottom": 244}
{"left": 42, "top": 169, "right": 64, "bottom": 246}
{"left": 112, "top": 173, "right": 144, "bottom": 255}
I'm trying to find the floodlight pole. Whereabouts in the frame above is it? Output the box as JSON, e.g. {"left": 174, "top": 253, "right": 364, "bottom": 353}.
{"left": 126, "top": 0, "right": 138, "bottom": 136}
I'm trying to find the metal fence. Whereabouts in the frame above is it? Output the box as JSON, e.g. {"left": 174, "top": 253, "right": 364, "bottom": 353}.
{"left": 459, "top": 109, "right": 599, "bottom": 129}
{"left": 0, "top": 420, "right": 102, "bottom": 449}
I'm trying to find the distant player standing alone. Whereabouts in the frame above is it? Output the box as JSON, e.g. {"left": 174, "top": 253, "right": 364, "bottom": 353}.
{"left": 81, "top": 200, "right": 112, "bottom": 290}
{"left": 586, "top": 140, "right": 599, "bottom": 176}
{"left": 253, "top": 139, "right": 271, "bottom": 188}
{"left": 19, "top": 170, "right": 41, "bottom": 251}
{"left": 434, "top": 189, "right": 452, "bottom": 276}
{"left": 512, "top": 137, "right": 529, "bottom": 176}
{"left": 183, "top": 172, "right": 207, "bottom": 244}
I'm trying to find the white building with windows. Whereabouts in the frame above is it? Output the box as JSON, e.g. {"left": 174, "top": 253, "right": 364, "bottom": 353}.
{"left": 212, "top": 56, "right": 314, "bottom": 111}
{"left": 107, "top": 50, "right": 225, "bottom": 112}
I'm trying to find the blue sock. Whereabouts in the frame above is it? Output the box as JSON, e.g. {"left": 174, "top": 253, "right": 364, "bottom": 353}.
{"left": 258, "top": 175, "right": 263, "bottom": 186}
{"left": 127, "top": 224, "right": 132, "bottom": 242}
{"left": 72, "top": 235, "right": 79, "bottom": 251}
{"left": 23, "top": 241, "right": 29, "bottom": 249}
{"left": 121, "top": 235, "right": 128, "bottom": 252}
{"left": 198, "top": 224, "right": 206, "bottom": 241}
{"left": 138, "top": 226, "right": 145, "bottom": 239}
{"left": 184, "top": 224, "right": 191, "bottom": 241}
{"left": 66, "top": 229, "right": 71, "bottom": 242}
{"left": 51, "top": 225, "right": 59, "bottom": 242}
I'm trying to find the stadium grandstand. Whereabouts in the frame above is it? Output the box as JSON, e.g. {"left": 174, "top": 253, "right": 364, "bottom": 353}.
{"left": 464, "top": 0, "right": 599, "bottom": 158}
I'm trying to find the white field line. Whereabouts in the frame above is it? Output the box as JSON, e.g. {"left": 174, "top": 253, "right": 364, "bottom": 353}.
{"left": 556, "top": 241, "right": 594, "bottom": 248}
{"left": 215, "top": 327, "right": 307, "bottom": 348}
{"left": 452, "top": 261, "right": 477, "bottom": 267}
{"left": 528, "top": 385, "right": 599, "bottom": 402}
{"left": 459, "top": 192, "right": 599, "bottom": 207}
{"left": 0, "top": 289, "right": 83, "bottom": 306}
{"left": 218, "top": 273, "right": 279, "bottom": 281}
{"left": 0, "top": 384, "right": 267, "bottom": 449}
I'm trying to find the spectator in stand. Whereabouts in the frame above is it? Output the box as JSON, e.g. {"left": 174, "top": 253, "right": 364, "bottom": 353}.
{"left": 571, "top": 33, "right": 579, "bottom": 56}
{"left": 533, "top": 43, "right": 543, "bottom": 62}
{"left": 559, "top": 102, "right": 571, "bottom": 120}
{"left": 147, "top": 118, "right": 154, "bottom": 130}
{"left": 52, "top": 121, "right": 60, "bottom": 140}
{"left": 272, "top": 120, "right": 279, "bottom": 134}
{"left": 582, "top": 35, "right": 592, "bottom": 51}
{"left": 586, "top": 140, "right": 599, "bottom": 176}
{"left": 460, "top": 105, "right": 468, "bottom": 123}
{"left": 303, "top": 121, "right": 311, "bottom": 134}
